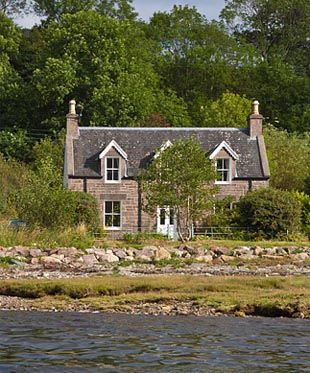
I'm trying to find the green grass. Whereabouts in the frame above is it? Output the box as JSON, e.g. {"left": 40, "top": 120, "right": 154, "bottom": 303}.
{"left": 0, "top": 276, "right": 309, "bottom": 317}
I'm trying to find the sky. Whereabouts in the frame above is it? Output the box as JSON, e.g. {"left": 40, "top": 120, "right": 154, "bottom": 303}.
{"left": 14, "top": 0, "right": 226, "bottom": 28}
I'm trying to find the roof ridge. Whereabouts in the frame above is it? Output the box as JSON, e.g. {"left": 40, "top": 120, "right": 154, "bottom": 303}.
{"left": 79, "top": 127, "right": 247, "bottom": 132}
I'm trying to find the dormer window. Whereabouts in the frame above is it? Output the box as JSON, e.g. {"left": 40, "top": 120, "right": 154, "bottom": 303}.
{"left": 106, "top": 157, "right": 120, "bottom": 182}
{"left": 216, "top": 158, "right": 230, "bottom": 183}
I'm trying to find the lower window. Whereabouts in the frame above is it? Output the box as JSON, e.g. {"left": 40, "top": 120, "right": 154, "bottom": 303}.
{"left": 104, "top": 201, "right": 121, "bottom": 229}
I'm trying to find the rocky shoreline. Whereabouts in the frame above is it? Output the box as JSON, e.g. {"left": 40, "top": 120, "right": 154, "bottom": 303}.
{"left": 0, "top": 244, "right": 309, "bottom": 279}
{"left": 1, "top": 244, "right": 309, "bottom": 317}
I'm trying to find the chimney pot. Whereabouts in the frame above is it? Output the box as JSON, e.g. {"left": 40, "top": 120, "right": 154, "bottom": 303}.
{"left": 252, "top": 100, "right": 259, "bottom": 115}
{"left": 69, "top": 99, "right": 76, "bottom": 115}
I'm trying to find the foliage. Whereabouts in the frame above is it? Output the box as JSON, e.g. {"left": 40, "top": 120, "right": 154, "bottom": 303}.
{"left": 204, "top": 196, "right": 237, "bottom": 227}
{"left": 291, "top": 191, "right": 310, "bottom": 232}
{"left": 202, "top": 92, "right": 252, "bottom": 128}
{"left": 264, "top": 125, "right": 310, "bottom": 191}
{"left": 123, "top": 232, "right": 168, "bottom": 245}
{"left": 236, "top": 188, "right": 302, "bottom": 238}
{"left": 0, "top": 0, "right": 29, "bottom": 17}
{"left": 0, "top": 129, "right": 31, "bottom": 160}
{"left": 0, "top": 154, "right": 29, "bottom": 215}
{"left": 139, "top": 137, "right": 217, "bottom": 242}
{"left": 0, "top": 222, "right": 97, "bottom": 249}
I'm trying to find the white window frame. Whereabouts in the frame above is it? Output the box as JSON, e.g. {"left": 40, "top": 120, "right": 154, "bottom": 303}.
{"left": 105, "top": 156, "right": 121, "bottom": 183}
{"left": 104, "top": 200, "right": 122, "bottom": 230}
{"left": 215, "top": 158, "right": 231, "bottom": 184}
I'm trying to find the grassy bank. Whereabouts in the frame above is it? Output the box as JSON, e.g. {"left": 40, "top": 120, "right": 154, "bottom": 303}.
{"left": 0, "top": 276, "right": 309, "bottom": 318}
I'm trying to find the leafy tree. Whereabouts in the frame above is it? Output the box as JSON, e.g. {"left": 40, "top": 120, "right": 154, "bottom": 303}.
{"left": 264, "top": 125, "right": 310, "bottom": 191}
{"left": 32, "top": 11, "right": 189, "bottom": 129}
{"left": 0, "top": 129, "right": 31, "bottom": 160}
{"left": 32, "top": 0, "right": 137, "bottom": 22}
{"left": 202, "top": 92, "right": 252, "bottom": 127}
{"left": 236, "top": 187, "right": 302, "bottom": 238}
{"left": 221, "top": 0, "right": 310, "bottom": 68}
{"left": 139, "top": 137, "right": 217, "bottom": 242}
{"left": 0, "top": 0, "right": 30, "bottom": 16}
{"left": 148, "top": 5, "right": 255, "bottom": 126}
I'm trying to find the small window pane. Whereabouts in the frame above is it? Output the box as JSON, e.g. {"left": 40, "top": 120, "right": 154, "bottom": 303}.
{"left": 160, "top": 208, "right": 166, "bottom": 225}
{"left": 169, "top": 209, "right": 174, "bottom": 225}
{"left": 114, "top": 201, "right": 121, "bottom": 213}
{"left": 223, "top": 171, "right": 228, "bottom": 181}
{"left": 224, "top": 159, "right": 229, "bottom": 169}
{"left": 107, "top": 158, "right": 113, "bottom": 168}
{"left": 113, "top": 170, "right": 119, "bottom": 180}
{"left": 107, "top": 170, "right": 113, "bottom": 180}
{"left": 105, "top": 215, "right": 113, "bottom": 227}
{"left": 105, "top": 201, "right": 112, "bottom": 213}
{"left": 113, "top": 215, "right": 121, "bottom": 227}
{"left": 113, "top": 158, "right": 119, "bottom": 168}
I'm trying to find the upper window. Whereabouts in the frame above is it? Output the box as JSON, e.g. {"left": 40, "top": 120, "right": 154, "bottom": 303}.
{"left": 106, "top": 157, "right": 120, "bottom": 182}
{"left": 216, "top": 158, "right": 230, "bottom": 183}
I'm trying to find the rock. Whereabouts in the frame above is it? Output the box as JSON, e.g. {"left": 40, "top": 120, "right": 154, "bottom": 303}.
{"left": 154, "top": 247, "right": 171, "bottom": 261}
{"left": 252, "top": 246, "right": 264, "bottom": 256}
{"left": 97, "top": 253, "right": 119, "bottom": 263}
{"left": 234, "top": 246, "right": 251, "bottom": 256}
{"left": 264, "top": 248, "right": 277, "bottom": 255}
{"left": 170, "top": 249, "right": 183, "bottom": 258}
{"left": 56, "top": 247, "right": 78, "bottom": 257}
{"left": 82, "top": 254, "right": 99, "bottom": 266}
{"left": 196, "top": 255, "right": 213, "bottom": 263}
{"left": 220, "top": 255, "right": 235, "bottom": 263}
{"left": 275, "top": 247, "right": 287, "bottom": 255}
{"left": 181, "top": 245, "right": 196, "bottom": 255}
{"left": 29, "top": 248, "right": 42, "bottom": 258}
{"left": 10, "top": 246, "right": 30, "bottom": 257}
{"left": 40, "top": 256, "right": 62, "bottom": 269}
{"left": 31, "top": 258, "right": 40, "bottom": 265}
{"left": 291, "top": 253, "right": 309, "bottom": 261}
{"left": 238, "top": 253, "right": 255, "bottom": 260}
{"left": 8, "top": 258, "right": 25, "bottom": 266}
{"left": 113, "top": 249, "right": 127, "bottom": 259}
{"left": 211, "top": 246, "right": 231, "bottom": 256}
{"left": 50, "top": 254, "right": 65, "bottom": 261}
{"left": 135, "top": 246, "right": 157, "bottom": 261}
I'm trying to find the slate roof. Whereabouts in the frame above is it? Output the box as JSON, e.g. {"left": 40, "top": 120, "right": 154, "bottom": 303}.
{"left": 72, "top": 127, "right": 266, "bottom": 179}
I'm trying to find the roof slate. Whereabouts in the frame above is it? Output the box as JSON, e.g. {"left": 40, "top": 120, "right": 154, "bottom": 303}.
{"left": 72, "top": 127, "right": 265, "bottom": 179}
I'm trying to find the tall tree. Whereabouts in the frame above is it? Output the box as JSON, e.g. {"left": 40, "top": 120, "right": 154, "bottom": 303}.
{"left": 31, "top": 11, "right": 189, "bottom": 129}
{"left": 139, "top": 137, "right": 217, "bottom": 242}
{"left": 221, "top": 0, "right": 310, "bottom": 71}
{"left": 32, "top": 0, "right": 137, "bottom": 22}
{"left": 148, "top": 5, "right": 255, "bottom": 125}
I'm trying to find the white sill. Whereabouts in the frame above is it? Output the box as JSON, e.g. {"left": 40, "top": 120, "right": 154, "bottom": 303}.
{"left": 105, "top": 180, "right": 121, "bottom": 184}
{"left": 104, "top": 227, "right": 122, "bottom": 231}
{"left": 215, "top": 181, "right": 232, "bottom": 185}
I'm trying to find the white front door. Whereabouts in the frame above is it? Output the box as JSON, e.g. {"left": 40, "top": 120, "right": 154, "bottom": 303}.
{"left": 157, "top": 207, "right": 175, "bottom": 239}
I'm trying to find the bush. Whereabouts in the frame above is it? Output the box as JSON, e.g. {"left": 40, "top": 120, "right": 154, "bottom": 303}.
{"left": 291, "top": 191, "right": 310, "bottom": 232}
{"left": 11, "top": 186, "right": 100, "bottom": 229}
{"left": 236, "top": 188, "right": 302, "bottom": 238}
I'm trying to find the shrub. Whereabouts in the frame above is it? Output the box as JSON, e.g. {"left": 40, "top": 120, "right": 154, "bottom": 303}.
{"left": 291, "top": 191, "right": 310, "bottom": 232}
{"left": 236, "top": 188, "right": 302, "bottom": 238}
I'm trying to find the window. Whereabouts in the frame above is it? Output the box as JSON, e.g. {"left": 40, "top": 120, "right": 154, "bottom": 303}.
{"left": 216, "top": 158, "right": 230, "bottom": 183}
{"left": 104, "top": 201, "right": 121, "bottom": 229}
{"left": 106, "top": 157, "right": 120, "bottom": 182}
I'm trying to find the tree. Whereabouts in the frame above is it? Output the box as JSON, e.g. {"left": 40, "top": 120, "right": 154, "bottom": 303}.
{"left": 32, "top": 0, "right": 137, "bottom": 22}
{"left": 148, "top": 5, "right": 255, "bottom": 126}
{"left": 236, "top": 187, "right": 302, "bottom": 238}
{"left": 221, "top": 0, "right": 310, "bottom": 68}
{"left": 202, "top": 92, "right": 252, "bottom": 127}
{"left": 31, "top": 11, "right": 189, "bottom": 129}
{"left": 0, "top": 0, "right": 29, "bottom": 16}
{"left": 139, "top": 137, "right": 217, "bottom": 242}
{"left": 264, "top": 125, "right": 310, "bottom": 191}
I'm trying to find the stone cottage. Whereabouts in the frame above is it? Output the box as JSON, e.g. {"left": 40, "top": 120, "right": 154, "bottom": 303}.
{"left": 64, "top": 100, "right": 269, "bottom": 237}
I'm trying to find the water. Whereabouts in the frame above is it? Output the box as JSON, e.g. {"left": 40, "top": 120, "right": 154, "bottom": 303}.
{"left": 0, "top": 312, "right": 309, "bottom": 372}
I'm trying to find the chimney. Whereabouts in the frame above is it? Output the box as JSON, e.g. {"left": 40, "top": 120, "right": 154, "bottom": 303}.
{"left": 64, "top": 100, "right": 79, "bottom": 182}
{"left": 248, "top": 100, "right": 263, "bottom": 138}
{"left": 66, "top": 99, "right": 79, "bottom": 138}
